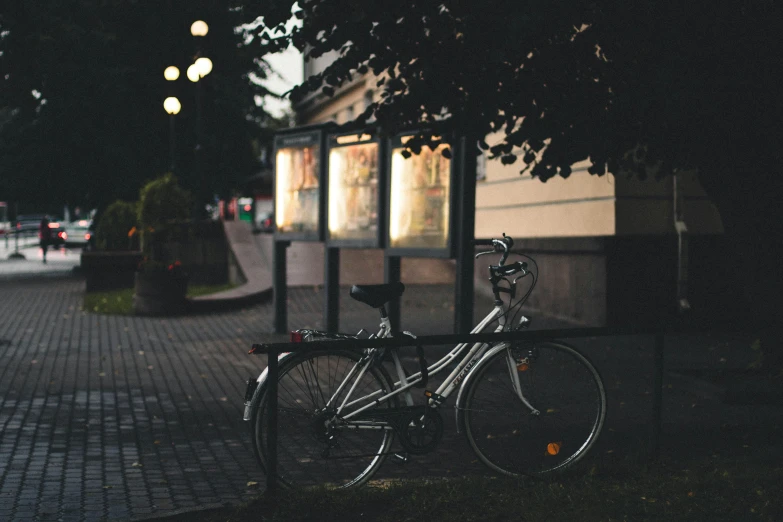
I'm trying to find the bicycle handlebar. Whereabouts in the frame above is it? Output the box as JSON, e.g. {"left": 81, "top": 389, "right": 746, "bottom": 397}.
{"left": 473, "top": 234, "right": 514, "bottom": 265}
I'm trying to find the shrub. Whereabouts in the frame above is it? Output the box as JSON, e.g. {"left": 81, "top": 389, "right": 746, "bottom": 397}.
{"left": 95, "top": 200, "right": 138, "bottom": 251}
{"left": 137, "top": 173, "right": 192, "bottom": 252}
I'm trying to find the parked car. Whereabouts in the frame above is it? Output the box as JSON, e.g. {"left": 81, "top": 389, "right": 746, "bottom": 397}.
{"left": 14, "top": 214, "right": 48, "bottom": 235}
{"left": 254, "top": 211, "right": 274, "bottom": 234}
{"left": 14, "top": 214, "right": 66, "bottom": 246}
{"left": 64, "top": 219, "right": 93, "bottom": 248}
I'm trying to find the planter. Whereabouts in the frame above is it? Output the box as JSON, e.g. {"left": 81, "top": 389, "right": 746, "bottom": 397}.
{"left": 81, "top": 251, "right": 144, "bottom": 292}
{"left": 133, "top": 271, "right": 188, "bottom": 316}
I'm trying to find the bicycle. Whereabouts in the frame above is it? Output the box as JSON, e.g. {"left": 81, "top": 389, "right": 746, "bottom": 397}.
{"left": 244, "top": 234, "right": 607, "bottom": 488}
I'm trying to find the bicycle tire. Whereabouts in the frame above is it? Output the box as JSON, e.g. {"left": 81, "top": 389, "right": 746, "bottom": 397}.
{"left": 461, "top": 341, "right": 606, "bottom": 477}
{"left": 249, "top": 348, "right": 398, "bottom": 488}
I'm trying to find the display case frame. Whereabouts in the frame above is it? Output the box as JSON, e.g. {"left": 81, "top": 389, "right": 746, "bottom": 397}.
{"left": 324, "top": 129, "right": 386, "bottom": 249}
{"left": 272, "top": 123, "right": 334, "bottom": 242}
{"left": 384, "top": 132, "right": 458, "bottom": 258}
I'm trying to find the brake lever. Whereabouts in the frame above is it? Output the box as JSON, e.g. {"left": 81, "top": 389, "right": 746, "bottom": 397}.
{"left": 475, "top": 250, "right": 494, "bottom": 259}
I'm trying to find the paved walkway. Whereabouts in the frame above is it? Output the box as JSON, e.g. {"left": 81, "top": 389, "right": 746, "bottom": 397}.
{"left": 0, "top": 236, "right": 781, "bottom": 521}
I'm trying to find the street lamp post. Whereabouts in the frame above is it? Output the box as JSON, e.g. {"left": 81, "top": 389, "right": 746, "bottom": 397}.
{"left": 189, "top": 20, "right": 212, "bottom": 217}
{"left": 163, "top": 96, "right": 181, "bottom": 172}
{"left": 164, "top": 66, "right": 181, "bottom": 172}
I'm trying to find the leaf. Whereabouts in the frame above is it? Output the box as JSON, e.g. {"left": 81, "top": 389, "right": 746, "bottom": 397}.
{"left": 441, "top": 147, "right": 452, "bottom": 159}
{"left": 322, "top": 86, "right": 334, "bottom": 97}
{"left": 247, "top": 481, "right": 259, "bottom": 488}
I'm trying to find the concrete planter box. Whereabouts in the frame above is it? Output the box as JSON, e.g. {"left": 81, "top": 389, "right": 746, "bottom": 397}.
{"left": 133, "top": 272, "right": 188, "bottom": 316}
{"left": 81, "top": 251, "right": 144, "bottom": 292}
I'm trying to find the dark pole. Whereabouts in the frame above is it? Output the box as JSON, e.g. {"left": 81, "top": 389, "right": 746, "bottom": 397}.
{"left": 273, "top": 240, "right": 290, "bottom": 334}
{"left": 266, "top": 347, "right": 279, "bottom": 493}
{"left": 193, "top": 77, "right": 203, "bottom": 220}
{"left": 324, "top": 247, "right": 340, "bottom": 332}
{"left": 169, "top": 114, "right": 177, "bottom": 173}
{"left": 651, "top": 334, "right": 665, "bottom": 459}
{"left": 454, "top": 135, "right": 477, "bottom": 334}
{"left": 385, "top": 256, "right": 401, "bottom": 330}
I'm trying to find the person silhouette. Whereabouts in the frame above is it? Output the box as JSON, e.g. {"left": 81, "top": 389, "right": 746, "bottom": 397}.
{"left": 39, "top": 216, "right": 51, "bottom": 263}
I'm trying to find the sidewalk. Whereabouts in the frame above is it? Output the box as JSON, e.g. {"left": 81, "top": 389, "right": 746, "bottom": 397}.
{"left": 0, "top": 227, "right": 781, "bottom": 521}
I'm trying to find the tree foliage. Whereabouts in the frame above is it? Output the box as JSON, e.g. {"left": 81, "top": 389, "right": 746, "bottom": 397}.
{"left": 94, "top": 199, "right": 137, "bottom": 251}
{"left": 236, "top": 0, "right": 783, "bottom": 352}
{"left": 239, "top": 1, "right": 781, "bottom": 193}
{"left": 137, "top": 173, "right": 191, "bottom": 231}
{"left": 0, "top": 1, "right": 282, "bottom": 212}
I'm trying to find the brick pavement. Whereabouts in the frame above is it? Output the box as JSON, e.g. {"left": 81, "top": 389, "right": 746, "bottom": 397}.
{"left": 1, "top": 272, "right": 782, "bottom": 521}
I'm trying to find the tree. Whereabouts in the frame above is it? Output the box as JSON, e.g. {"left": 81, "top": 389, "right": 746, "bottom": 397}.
{"left": 0, "top": 1, "right": 282, "bottom": 214}
{"left": 239, "top": 0, "right": 783, "bottom": 360}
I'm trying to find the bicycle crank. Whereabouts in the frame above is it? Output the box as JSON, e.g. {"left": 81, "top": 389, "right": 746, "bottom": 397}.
{"left": 396, "top": 407, "right": 444, "bottom": 455}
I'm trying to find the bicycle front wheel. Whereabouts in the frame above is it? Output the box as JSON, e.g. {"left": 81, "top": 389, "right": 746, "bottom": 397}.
{"left": 250, "top": 349, "right": 397, "bottom": 488}
{"left": 461, "top": 341, "right": 606, "bottom": 477}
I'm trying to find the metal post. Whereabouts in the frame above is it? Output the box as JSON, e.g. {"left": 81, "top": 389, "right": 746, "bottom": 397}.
{"left": 455, "top": 135, "right": 477, "bottom": 334}
{"left": 273, "top": 240, "right": 290, "bottom": 334}
{"left": 324, "top": 247, "right": 340, "bottom": 332}
{"left": 266, "top": 347, "right": 279, "bottom": 493}
{"left": 193, "top": 78, "right": 203, "bottom": 219}
{"left": 385, "top": 255, "right": 402, "bottom": 330}
{"left": 169, "top": 114, "right": 177, "bottom": 173}
{"left": 673, "top": 175, "right": 690, "bottom": 313}
{"left": 651, "top": 334, "right": 665, "bottom": 458}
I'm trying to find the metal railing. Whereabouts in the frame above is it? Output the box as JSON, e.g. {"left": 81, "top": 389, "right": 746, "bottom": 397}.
{"left": 247, "top": 323, "right": 737, "bottom": 491}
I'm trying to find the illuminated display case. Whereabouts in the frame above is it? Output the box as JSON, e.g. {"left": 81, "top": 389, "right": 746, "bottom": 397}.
{"left": 326, "top": 131, "right": 384, "bottom": 247}
{"left": 386, "top": 134, "right": 456, "bottom": 257}
{"left": 273, "top": 126, "right": 330, "bottom": 241}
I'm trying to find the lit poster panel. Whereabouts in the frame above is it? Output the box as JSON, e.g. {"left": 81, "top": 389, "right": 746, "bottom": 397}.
{"left": 387, "top": 135, "right": 455, "bottom": 257}
{"left": 274, "top": 130, "right": 324, "bottom": 241}
{"left": 327, "top": 133, "right": 382, "bottom": 247}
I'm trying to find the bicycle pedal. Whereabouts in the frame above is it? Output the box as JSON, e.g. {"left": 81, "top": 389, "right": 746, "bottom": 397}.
{"left": 391, "top": 453, "right": 409, "bottom": 465}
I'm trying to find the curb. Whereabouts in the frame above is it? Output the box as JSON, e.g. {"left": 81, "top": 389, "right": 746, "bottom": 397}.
{"left": 185, "top": 287, "right": 273, "bottom": 314}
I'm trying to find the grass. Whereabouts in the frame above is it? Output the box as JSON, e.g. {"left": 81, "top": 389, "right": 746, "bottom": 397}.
{"left": 153, "top": 455, "right": 782, "bottom": 522}
{"left": 83, "top": 283, "right": 236, "bottom": 315}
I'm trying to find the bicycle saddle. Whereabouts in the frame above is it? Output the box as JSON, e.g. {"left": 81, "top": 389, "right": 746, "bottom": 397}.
{"left": 349, "top": 282, "right": 406, "bottom": 308}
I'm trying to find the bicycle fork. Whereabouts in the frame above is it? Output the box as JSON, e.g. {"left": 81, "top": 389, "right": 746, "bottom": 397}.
{"left": 505, "top": 346, "right": 541, "bottom": 416}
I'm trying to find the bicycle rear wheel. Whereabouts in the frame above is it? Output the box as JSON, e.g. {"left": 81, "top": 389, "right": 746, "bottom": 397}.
{"left": 461, "top": 341, "right": 606, "bottom": 477}
{"left": 250, "top": 349, "right": 397, "bottom": 488}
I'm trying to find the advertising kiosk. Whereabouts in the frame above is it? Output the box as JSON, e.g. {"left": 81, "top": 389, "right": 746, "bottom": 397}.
{"left": 272, "top": 124, "right": 331, "bottom": 333}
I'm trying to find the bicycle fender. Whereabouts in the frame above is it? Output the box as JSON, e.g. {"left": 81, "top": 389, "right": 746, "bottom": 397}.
{"left": 453, "top": 343, "right": 510, "bottom": 434}
{"left": 256, "top": 351, "right": 294, "bottom": 384}
{"left": 242, "top": 352, "right": 293, "bottom": 422}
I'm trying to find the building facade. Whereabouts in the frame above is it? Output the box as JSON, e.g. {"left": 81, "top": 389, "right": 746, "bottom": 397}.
{"left": 290, "top": 62, "right": 728, "bottom": 327}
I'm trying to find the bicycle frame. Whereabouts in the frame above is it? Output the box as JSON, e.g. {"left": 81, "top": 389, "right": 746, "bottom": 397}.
{"left": 321, "top": 302, "right": 528, "bottom": 429}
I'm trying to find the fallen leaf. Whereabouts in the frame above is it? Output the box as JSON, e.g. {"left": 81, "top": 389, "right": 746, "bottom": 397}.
{"left": 98, "top": 372, "right": 106, "bottom": 377}
{"left": 247, "top": 481, "right": 259, "bottom": 488}
{"left": 131, "top": 462, "right": 142, "bottom": 467}
{"left": 153, "top": 440, "right": 161, "bottom": 445}
{"left": 138, "top": 350, "right": 144, "bottom": 355}
{"left": 103, "top": 485, "right": 113, "bottom": 489}
{"left": 31, "top": 360, "right": 38, "bottom": 364}
{"left": 147, "top": 365, "right": 154, "bottom": 370}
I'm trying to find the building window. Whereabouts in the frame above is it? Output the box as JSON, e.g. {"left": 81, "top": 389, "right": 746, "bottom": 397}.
{"left": 363, "top": 90, "right": 375, "bottom": 122}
